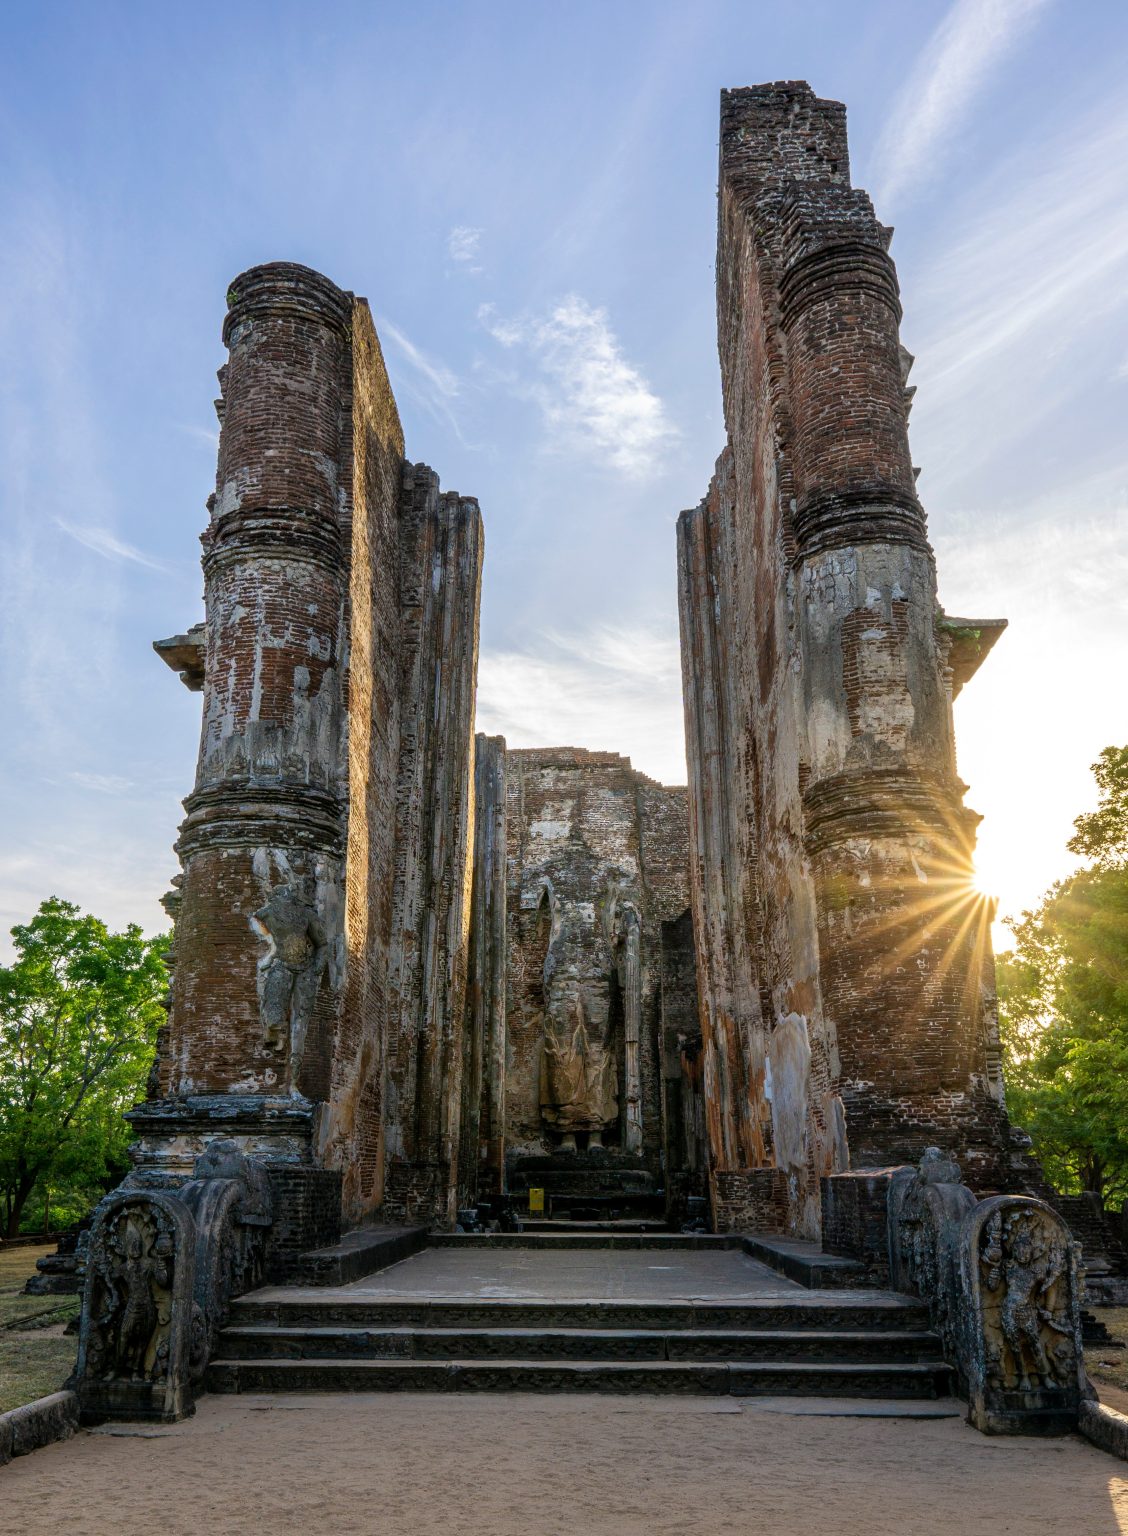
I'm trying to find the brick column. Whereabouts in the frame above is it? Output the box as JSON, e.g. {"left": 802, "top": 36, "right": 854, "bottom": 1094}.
{"left": 779, "top": 193, "right": 991, "bottom": 1161}
{"left": 132, "top": 265, "right": 352, "bottom": 1203}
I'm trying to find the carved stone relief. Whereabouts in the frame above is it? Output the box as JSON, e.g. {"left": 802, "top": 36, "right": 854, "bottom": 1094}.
{"left": 607, "top": 886, "right": 643, "bottom": 1154}
{"left": 74, "top": 1147, "right": 274, "bottom": 1424}
{"left": 74, "top": 1191, "right": 201, "bottom": 1423}
{"left": 536, "top": 879, "right": 620, "bottom": 1146}
{"left": 249, "top": 875, "right": 327, "bottom": 1079}
{"left": 963, "top": 1195, "right": 1085, "bottom": 1432}
{"left": 888, "top": 1153, "right": 1086, "bottom": 1434}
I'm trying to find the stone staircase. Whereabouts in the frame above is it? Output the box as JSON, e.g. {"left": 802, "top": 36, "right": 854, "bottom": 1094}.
{"left": 206, "top": 1285, "right": 952, "bottom": 1399}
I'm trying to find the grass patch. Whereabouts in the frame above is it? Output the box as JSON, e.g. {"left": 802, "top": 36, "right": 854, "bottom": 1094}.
{"left": 0, "top": 1244, "right": 79, "bottom": 1413}
{"left": 1085, "top": 1307, "right": 1128, "bottom": 1400}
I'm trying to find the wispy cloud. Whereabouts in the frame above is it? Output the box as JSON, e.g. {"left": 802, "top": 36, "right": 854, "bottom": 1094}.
{"left": 0, "top": 175, "right": 127, "bottom": 758}
{"left": 177, "top": 422, "right": 220, "bottom": 450}
{"left": 55, "top": 518, "right": 170, "bottom": 572}
{"left": 479, "top": 297, "right": 676, "bottom": 479}
{"left": 66, "top": 770, "right": 134, "bottom": 795}
{"left": 872, "top": 0, "right": 1052, "bottom": 210}
{"left": 447, "top": 225, "right": 483, "bottom": 271}
{"left": 905, "top": 88, "right": 1128, "bottom": 500}
{"left": 0, "top": 828, "right": 176, "bottom": 959}
{"left": 476, "top": 623, "right": 685, "bottom": 784}
{"left": 378, "top": 316, "right": 476, "bottom": 447}
{"left": 380, "top": 319, "right": 459, "bottom": 399}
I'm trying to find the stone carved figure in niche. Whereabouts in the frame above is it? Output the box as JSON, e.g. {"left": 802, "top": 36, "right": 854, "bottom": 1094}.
{"left": 85, "top": 1206, "right": 176, "bottom": 1381}
{"left": 606, "top": 888, "right": 643, "bottom": 1154}
{"left": 540, "top": 994, "right": 619, "bottom": 1149}
{"left": 979, "top": 1207, "right": 1075, "bottom": 1391}
{"left": 535, "top": 880, "right": 619, "bottom": 1149}
{"left": 250, "top": 879, "right": 326, "bottom": 1080}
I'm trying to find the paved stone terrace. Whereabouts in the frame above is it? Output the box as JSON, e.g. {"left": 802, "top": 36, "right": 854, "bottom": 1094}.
{"left": 254, "top": 1244, "right": 819, "bottom": 1303}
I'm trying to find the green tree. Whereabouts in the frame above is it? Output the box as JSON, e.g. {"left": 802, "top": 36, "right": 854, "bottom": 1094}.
{"left": 0, "top": 898, "right": 166, "bottom": 1237}
{"left": 998, "top": 748, "right": 1128, "bottom": 1206}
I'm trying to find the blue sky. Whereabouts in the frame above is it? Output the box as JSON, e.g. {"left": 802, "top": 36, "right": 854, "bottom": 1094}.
{"left": 1, "top": 0, "right": 1126, "bottom": 950}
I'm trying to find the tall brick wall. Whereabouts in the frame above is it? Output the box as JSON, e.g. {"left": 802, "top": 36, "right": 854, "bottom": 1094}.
{"left": 461, "top": 734, "right": 508, "bottom": 1202}
{"left": 148, "top": 262, "right": 483, "bottom": 1234}
{"left": 381, "top": 467, "right": 482, "bottom": 1227}
{"left": 320, "top": 296, "right": 406, "bottom": 1219}
{"left": 678, "top": 84, "right": 1024, "bottom": 1237}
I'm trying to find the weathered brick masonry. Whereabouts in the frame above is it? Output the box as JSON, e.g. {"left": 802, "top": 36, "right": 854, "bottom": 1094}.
{"left": 149, "top": 262, "right": 481, "bottom": 1234}
{"left": 678, "top": 84, "right": 1031, "bottom": 1236}
{"left": 131, "top": 87, "right": 1056, "bottom": 1262}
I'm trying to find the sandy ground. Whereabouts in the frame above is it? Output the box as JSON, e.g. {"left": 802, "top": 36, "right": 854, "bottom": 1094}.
{"left": 3, "top": 1392, "right": 1126, "bottom": 1536}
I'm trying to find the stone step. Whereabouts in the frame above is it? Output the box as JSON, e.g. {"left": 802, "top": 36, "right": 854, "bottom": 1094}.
{"left": 206, "top": 1356, "right": 954, "bottom": 1398}
{"left": 216, "top": 1323, "right": 944, "bottom": 1364}
{"left": 509, "top": 1155, "right": 656, "bottom": 1186}
{"left": 518, "top": 1219, "right": 669, "bottom": 1234}
{"left": 293, "top": 1225, "right": 426, "bottom": 1287}
{"left": 230, "top": 1295, "right": 931, "bottom": 1333}
{"left": 742, "top": 1235, "right": 877, "bottom": 1290}
{"left": 428, "top": 1232, "right": 737, "bottom": 1250}
{"left": 510, "top": 1179, "right": 659, "bottom": 1196}
{"left": 538, "top": 1196, "right": 668, "bottom": 1221}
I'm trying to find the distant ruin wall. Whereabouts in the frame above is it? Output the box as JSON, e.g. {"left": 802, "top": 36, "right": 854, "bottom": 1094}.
{"left": 678, "top": 84, "right": 1021, "bottom": 1237}
{"left": 501, "top": 748, "right": 689, "bottom": 1175}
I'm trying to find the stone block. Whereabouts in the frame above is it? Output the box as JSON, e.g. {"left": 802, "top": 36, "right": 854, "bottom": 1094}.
{"left": 1079, "top": 1399, "right": 1128, "bottom": 1462}
{"left": 0, "top": 1391, "right": 79, "bottom": 1465}
{"left": 821, "top": 1167, "right": 911, "bottom": 1282}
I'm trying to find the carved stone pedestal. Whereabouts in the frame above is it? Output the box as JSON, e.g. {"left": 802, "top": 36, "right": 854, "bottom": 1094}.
{"left": 124, "top": 1096, "right": 341, "bottom": 1277}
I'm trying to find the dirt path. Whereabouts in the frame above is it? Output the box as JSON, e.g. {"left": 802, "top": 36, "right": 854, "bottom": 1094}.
{"left": 3, "top": 1392, "right": 1126, "bottom": 1536}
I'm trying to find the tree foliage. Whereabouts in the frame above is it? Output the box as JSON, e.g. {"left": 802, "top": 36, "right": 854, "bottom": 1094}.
{"left": 0, "top": 898, "right": 166, "bottom": 1236}
{"left": 998, "top": 748, "right": 1128, "bottom": 1207}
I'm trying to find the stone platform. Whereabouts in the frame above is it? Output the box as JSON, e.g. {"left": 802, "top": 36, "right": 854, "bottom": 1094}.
{"left": 205, "top": 1240, "right": 952, "bottom": 1398}
{"left": 506, "top": 1153, "right": 665, "bottom": 1223}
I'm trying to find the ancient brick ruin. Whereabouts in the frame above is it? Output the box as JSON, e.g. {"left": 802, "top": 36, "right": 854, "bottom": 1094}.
{"left": 62, "top": 82, "right": 1115, "bottom": 1442}
{"left": 148, "top": 263, "right": 482, "bottom": 1239}
{"left": 677, "top": 82, "right": 1024, "bottom": 1237}
{"left": 137, "top": 86, "right": 1049, "bottom": 1256}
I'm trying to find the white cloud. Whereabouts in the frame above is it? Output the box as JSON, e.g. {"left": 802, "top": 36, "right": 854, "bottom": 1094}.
{"left": 67, "top": 770, "right": 134, "bottom": 795}
{"left": 447, "top": 225, "right": 483, "bottom": 269}
{"left": 872, "top": 0, "right": 1052, "bottom": 210}
{"left": 479, "top": 297, "right": 676, "bottom": 479}
{"left": 0, "top": 831, "right": 175, "bottom": 958}
{"left": 476, "top": 623, "right": 686, "bottom": 786}
{"left": 55, "top": 518, "right": 170, "bottom": 571}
